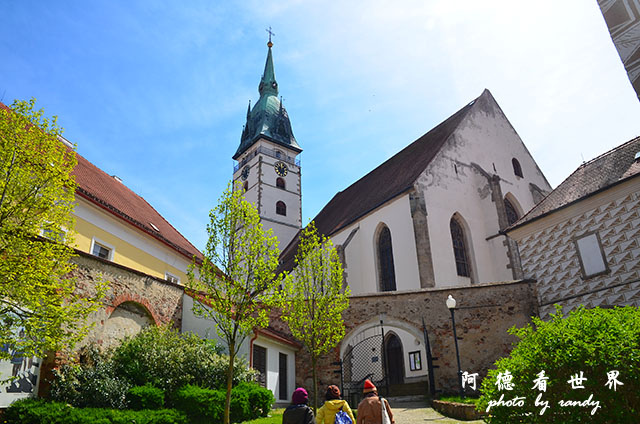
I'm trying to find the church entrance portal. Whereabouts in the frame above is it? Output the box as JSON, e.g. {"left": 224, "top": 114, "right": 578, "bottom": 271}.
{"left": 385, "top": 334, "right": 404, "bottom": 385}
{"left": 340, "top": 324, "right": 388, "bottom": 406}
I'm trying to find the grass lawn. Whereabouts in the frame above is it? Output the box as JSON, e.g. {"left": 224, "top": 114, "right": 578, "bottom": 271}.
{"left": 437, "top": 395, "right": 480, "bottom": 405}
{"left": 242, "top": 408, "right": 284, "bottom": 424}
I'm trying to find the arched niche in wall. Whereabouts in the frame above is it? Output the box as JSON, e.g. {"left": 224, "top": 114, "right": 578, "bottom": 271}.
{"left": 101, "top": 301, "right": 155, "bottom": 349}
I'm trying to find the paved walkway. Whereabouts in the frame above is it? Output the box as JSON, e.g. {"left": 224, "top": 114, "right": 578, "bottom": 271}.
{"left": 389, "top": 402, "right": 485, "bottom": 424}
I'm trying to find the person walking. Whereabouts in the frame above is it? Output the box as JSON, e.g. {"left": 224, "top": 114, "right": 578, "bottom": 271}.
{"left": 356, "top": 380, "right": 395, "bottom": 424}
{"left": 283, "top": 388, "right": 315, "bottom": 424}
{"left": 316, "top": 385, "right": 356, "bottom": 424}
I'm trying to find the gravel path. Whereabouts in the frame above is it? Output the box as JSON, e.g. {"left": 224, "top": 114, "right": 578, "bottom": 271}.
{"left": 388, "top": 401, "right": 486, "bottom": 424}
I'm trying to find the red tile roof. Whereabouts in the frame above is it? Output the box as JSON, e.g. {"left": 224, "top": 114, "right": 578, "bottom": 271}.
{"left": 1, "top": 100, "right": 201, "bottom": 262}
{"left": 73, "top": 150, "right": 203, "bottom": 262}
{"left": 510, "top": 135, "right": 640, "bottom": 230}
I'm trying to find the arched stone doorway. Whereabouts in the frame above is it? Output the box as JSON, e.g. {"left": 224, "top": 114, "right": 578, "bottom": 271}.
{"left": 385, "top": 333, "right": 404, "bottom": 385}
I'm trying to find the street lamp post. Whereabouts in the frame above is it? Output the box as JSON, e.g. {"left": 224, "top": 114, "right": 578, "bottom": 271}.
{"left": 446, "top": 295, "right": 464, "bottom": 399}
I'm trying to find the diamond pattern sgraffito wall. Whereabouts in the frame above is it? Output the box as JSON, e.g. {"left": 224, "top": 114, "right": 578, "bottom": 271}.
{"left": 519, "top": 190, "right": 640, "bottom": 318}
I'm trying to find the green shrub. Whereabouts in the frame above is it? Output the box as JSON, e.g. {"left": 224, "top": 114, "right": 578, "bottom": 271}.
{"left": 127, "top": 383, "right": 165, "bottom": 410}
{"left": 111, "top": 325, "right": 256, "bottom": 399}
{"left": 50, "top": 326, "right": 257, "bottom": 409}
{"left": 478, "top": 306, "right": 640, "bottom": 423}
{"left": 4, "top": 398, "right": 188, "bottom": 424}
{"left": 50, "top": 347, "right": 131, "bottom": 409}
{"left": 174, "top": 384, "right": 225, "bottom": 424}
{"left": 234, "top": 382, "right": 275, "bottom": 417}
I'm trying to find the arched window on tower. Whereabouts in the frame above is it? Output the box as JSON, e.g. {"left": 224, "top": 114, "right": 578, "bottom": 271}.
{"left": 377, "top": 225, "right": 397, "bottom": 292}
{"left": 276, "top": 201, "right": 286, "bottom": 216}
{"left": 243, "top": 181, "right": 248, "bottom": 192}
{"left": 450, "top": 216, "right": 472, "bottom": 278}
{"left": 504, "top": 197, "right": 520, "bottom": 226}
{"left": 512, "top": 158, "right": 523, "bottom": 178}
{"left": 276, "top": 177, "right": 285, "bottom": 189}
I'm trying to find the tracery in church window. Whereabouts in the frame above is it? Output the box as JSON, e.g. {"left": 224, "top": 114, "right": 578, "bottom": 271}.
{"left": 504, "top": 197, "right": 519, "bottom": 226}
{"left": 512, "top": 158, "right": 523, "bottom": 178}
{"left": 276, "top": 177, "right": 285, "bottom": 189}
{"left": 377, "top": 225, "right": 397, "bottom": 292}
{"left": 276, "top": 201, "right": 286, "bottom": 216}
{"left": 450, "top": 217, "right": 471, "bottom": 278}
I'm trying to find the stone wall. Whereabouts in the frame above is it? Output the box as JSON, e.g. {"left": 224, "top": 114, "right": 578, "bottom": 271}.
{"left": 269, "top": 279, "right": 537, "bottom": 399}
{"left": 73, "top": 251, "right": 185, "bottom": 349}
{"left": 39, "top": 251, "right": 185, "bottom": 396}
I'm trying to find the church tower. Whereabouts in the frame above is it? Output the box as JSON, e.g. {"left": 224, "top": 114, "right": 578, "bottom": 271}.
{"left": 232, "top": 38, "right": 302, "bottom": 251}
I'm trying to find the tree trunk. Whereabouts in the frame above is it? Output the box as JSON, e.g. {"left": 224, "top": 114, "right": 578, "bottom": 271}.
{"left": 225, "top": 341, "right": 236, "bottom": 424}
{"left": 312, "top": 355, "right": 318, "bottom": 412}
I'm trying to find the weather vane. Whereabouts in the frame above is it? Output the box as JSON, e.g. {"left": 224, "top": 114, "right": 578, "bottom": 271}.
{"left": 266, "top": 26, "right": 275, "bottom": 47}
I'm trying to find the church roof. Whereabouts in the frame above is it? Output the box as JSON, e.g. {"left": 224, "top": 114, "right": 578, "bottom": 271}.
{"left": 233, "top": 42, "right": 301, "bottom": 159}
{"left": 73, "top": 151, "right": 203, "bottom": 261}
{"left": 509, "top": 135, "right": 640, "bottom": 230}
{"left": 279, "top": 90, "right": 485, "bottom": 271}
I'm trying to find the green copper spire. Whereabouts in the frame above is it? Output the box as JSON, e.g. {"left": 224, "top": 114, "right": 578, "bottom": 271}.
{"left": 233, "top": 38, "right": 301, "bottom": 160}
{"left": 259, "top": 42, "right": 278, "bottom": 97}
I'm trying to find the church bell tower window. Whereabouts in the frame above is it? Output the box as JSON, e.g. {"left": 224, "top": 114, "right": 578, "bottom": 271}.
{"left": 276, "top": 201, "right": 287, "bottom": 216}
{"left": 276, "top": 177, "right": 285, "bottom": 189}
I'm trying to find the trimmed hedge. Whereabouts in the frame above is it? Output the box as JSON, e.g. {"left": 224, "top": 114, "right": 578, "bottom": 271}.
{"left": 4, "top": 398, "right": 187, "bottom": 424}
{"left": 127, "top": 384, "right": 165, "bottom": 410}
{"left": 174, "top": 382, "right": 274, "bottom": 423}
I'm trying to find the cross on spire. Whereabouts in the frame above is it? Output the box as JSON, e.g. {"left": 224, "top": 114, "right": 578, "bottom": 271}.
{"left": 266, "top": 26, "right": 275, "bottom": 47}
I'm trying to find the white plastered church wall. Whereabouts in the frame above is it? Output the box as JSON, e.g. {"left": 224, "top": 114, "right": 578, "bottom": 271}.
{"left": 329, "top": 195, "right": 421, "bottom": 295}
{"left": 419, "top": 93, "right": 551, "bottom": 286}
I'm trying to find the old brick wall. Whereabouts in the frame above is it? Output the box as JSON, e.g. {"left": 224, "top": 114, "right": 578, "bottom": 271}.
{"left": 39, "top": 251, "right": 185, "bottom": 396}
{"left": 269, "top": 280, "right": 537, "bottom": 399}
{"left": 73, "top": 251, "right": 185, "bottom": 347}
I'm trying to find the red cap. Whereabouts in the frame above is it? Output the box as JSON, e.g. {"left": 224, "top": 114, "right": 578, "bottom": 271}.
{"left": 363, "top": 379, "right": 377, "bottom": 393}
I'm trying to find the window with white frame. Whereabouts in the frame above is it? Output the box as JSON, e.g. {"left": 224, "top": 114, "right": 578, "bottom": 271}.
{"left": 165, "top": 272, "right": 180, "bottom": 284}
{"left": 91, "top": 239, "right": 114, "bottom": 261}
{"left": 574, "top": 232, "right": 608, "bottom": 278}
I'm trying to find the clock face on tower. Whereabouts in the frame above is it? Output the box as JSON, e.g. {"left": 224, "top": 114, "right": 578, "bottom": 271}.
{"left": 275, "top": 161, "right": 288, "bottom": 177}
{"left": 241, "top": 166, "right": 250, "bottom": 180}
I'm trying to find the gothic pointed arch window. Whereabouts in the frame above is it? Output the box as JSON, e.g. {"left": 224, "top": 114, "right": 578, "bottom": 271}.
{"left": 276, "top": 201, "right": 286, "bottom": 216}
{"left": 377, "top": 225, "right": 397, "bottom": 292}
{"left": 504, "top": 197, "right": 520, "bottom": 226}
{"left": 450, "top": 216, "right": 472, "bottom": 278}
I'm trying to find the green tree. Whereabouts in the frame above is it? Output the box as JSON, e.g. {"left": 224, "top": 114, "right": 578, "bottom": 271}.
{"left": 477, "top": 306, "right": 640, "bottom": 423}
{"left": 0, "top": 98, "right": 105, "bottom": 361}
{"left": 279, "top": 221, "right": 350, "bottom": 410}
{"left": 187, "top": 182, "right": 280, "bottom": 424}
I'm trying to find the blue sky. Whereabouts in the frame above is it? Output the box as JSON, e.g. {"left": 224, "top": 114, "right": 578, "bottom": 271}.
{"left": 2, "top": 0, "right": 639, "bottom": 251}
